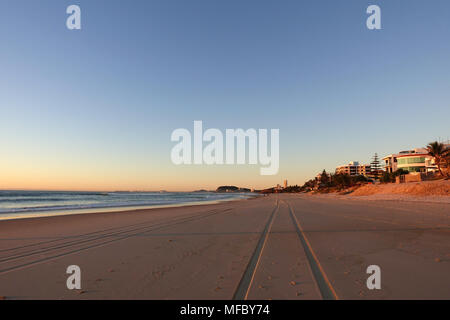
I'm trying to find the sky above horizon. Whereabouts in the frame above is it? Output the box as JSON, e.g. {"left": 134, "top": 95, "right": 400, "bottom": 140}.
{"left": 1, "top": 0, "right": 449, "bottom": 191}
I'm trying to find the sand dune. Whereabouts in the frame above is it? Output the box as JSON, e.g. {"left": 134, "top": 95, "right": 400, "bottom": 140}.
{"left": 350, "top": 180, "right": 450, "bottom": 197}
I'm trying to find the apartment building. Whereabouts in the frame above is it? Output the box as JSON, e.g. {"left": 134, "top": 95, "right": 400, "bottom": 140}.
{"left": 335, "top": 161, "right": 371, "bottom": 176}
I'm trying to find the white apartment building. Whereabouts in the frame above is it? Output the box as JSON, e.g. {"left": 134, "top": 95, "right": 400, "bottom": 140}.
{"left": 335, "top": 161, "right": 371, "bottom": 176}
{"left": 383, "top": 148, "right": 437, "bottom": 173}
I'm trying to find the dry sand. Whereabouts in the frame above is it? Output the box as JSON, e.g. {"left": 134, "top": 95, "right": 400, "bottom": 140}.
{"left": 351, "top": 180, "right": 450, "bottom": 196}
{"left": 327, "top": 180, "right": 450, "bottom": 203}
{"left": 0, "top": 194, "right": 448, "bottom": 299}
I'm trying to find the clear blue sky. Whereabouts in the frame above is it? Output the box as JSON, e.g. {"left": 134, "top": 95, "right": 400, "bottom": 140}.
{"left": 1, "top": 0, "right": 449, "bottom": 190}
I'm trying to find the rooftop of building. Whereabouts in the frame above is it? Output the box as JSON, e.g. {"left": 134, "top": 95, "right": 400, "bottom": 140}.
{"left": 336, "top": 161, "right": 371, "bottom": 168}
{"left": 383, "top": 148, "right": 430, "bottom": 160}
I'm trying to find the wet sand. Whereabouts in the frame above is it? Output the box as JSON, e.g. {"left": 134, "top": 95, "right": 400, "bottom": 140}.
{"left": 0, "top": 194, "right": 449, "bottom": 299}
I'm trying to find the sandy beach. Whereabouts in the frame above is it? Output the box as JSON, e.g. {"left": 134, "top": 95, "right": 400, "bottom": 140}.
{"left": 0, "top": 194, "right": 449, "bottom": 300}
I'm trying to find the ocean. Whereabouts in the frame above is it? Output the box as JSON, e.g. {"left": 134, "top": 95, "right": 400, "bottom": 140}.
{"left": 0, "top": 190, "right": 256, "bottom": 220}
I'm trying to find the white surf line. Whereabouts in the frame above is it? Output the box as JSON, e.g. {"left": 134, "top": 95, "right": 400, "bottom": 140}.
{"left": 232, "top": 199, "right": 279, "bottom": 300}
{"left": 286, "top": 201, "right": 339, "bottom": 300}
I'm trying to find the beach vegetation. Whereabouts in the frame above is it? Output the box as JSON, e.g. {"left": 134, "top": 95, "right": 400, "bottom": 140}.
{"left": 426, "top": 141, "right": 449, "bottom": 178}
{"left": 380, "top": 168, "right": 409, "bottom": 183}
{"left": 370, "top": 153, "right": 382, "bottom": 180}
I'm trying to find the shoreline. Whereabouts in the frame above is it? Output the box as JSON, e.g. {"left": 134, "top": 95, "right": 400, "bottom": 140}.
{"left": 0, "top": 194, "right": 259, "bottom": 222}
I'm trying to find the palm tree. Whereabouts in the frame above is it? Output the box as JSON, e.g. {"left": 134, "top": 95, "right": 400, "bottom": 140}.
{"left": 426, "top": 141, "right": 447, "bottom": 177}
{"left": 443, "top": 146, "right": 450, "bottom": 176}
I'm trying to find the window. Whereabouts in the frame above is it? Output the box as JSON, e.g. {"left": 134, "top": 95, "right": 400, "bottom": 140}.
{"left": 398, "top": 157, "right": 425, "bottom": 165}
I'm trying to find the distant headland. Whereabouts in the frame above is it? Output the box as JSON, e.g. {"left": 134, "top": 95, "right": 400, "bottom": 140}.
{"left": 216, "top": 186, "right": 252, "bottom": 193}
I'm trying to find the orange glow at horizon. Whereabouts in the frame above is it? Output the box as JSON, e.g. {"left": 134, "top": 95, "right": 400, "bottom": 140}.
{"left": 0, "top": 163, "right": 296, "bottom": 192}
